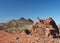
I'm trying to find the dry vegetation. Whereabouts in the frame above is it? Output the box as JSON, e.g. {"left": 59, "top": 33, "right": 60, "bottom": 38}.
{"left": 0, "top": 17, "right": 60, "bottom": 43}
{"left": 0, "top": 17, "right": 33, "bottom": 32}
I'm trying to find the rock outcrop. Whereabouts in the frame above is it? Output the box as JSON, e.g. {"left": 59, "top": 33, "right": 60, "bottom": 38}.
{"left": 0, "top": 17, "right": 60, "bottom": 43}
{"left": 31, "top": 18, "right": 59, "bottom": 38}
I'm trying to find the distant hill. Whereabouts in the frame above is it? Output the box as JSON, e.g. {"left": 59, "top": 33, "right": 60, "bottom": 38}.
{"left": 0, "top": 17, "right": 34, "bottom": 32}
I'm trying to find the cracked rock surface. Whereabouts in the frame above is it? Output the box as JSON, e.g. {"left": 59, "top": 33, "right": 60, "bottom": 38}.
{"left": 0, "top": 18, "right": 60, "bottom": 43}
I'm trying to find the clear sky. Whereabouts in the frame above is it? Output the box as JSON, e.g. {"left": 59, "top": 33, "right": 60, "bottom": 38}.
{"left": 0, "top": 0, "right": 60, "bottom": 24}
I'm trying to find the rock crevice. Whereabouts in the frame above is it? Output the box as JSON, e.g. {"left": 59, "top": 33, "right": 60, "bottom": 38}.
{"left": 0, "top": 17, "right": 60, "bottom": 43}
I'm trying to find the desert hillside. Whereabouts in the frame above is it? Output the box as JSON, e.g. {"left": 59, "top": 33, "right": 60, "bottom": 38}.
{"left": 0, "top": 17, "right": 33, "bottom": 32}
{"left": 0, "top": 17, "right": 60, "bottom": 43}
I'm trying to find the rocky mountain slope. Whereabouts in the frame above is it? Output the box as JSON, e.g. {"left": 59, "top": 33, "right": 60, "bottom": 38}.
{"left": 0, "top": 17, "right": 60, "bottom": 43}
{"left": 0, "top": 17, "right": 33, "bottom": 32}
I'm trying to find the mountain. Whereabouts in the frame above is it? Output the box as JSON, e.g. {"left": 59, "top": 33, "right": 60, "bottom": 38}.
{"left": 0, "top": 17, "right": 60, "bottom": 43}
{"left": 0, "top": 17, "right": 34, "bottom": 32}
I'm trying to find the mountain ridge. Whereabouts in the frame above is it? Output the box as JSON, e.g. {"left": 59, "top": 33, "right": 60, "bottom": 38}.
{"left": 0, "top": 17, "right": 34, "bottom": 32}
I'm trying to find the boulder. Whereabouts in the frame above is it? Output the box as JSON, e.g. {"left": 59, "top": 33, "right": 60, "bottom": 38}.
{"left": 31, "top": 17, "right": 59, "bottom": 38}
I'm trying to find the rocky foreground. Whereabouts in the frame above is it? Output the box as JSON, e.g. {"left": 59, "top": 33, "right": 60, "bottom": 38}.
{"left": 0, "top": 18, "right": 60, "bottom": 43}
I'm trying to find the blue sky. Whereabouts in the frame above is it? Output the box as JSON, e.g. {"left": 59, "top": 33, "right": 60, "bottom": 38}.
{"left": 0, "top": 0, "right": 60, "bottom": 24}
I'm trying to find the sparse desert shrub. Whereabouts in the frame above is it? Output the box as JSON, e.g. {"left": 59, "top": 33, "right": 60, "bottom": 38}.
{"left": 5, "top": 25, "right": 31, "bottom": 32}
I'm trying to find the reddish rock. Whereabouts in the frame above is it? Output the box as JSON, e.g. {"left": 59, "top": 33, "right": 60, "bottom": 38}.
{"left": 44, "top": 18, "right": 59, "bottom": 37}
{"left": 0, "top": 17, "right": 60, "bottom": 43}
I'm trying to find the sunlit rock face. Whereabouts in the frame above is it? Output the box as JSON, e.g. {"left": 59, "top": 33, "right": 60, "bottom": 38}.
{"left": 0, "top": 17, "right": 60, "bottom": 43}
{"left": 31, "top": 18, "right": 59, "bottom": 38}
